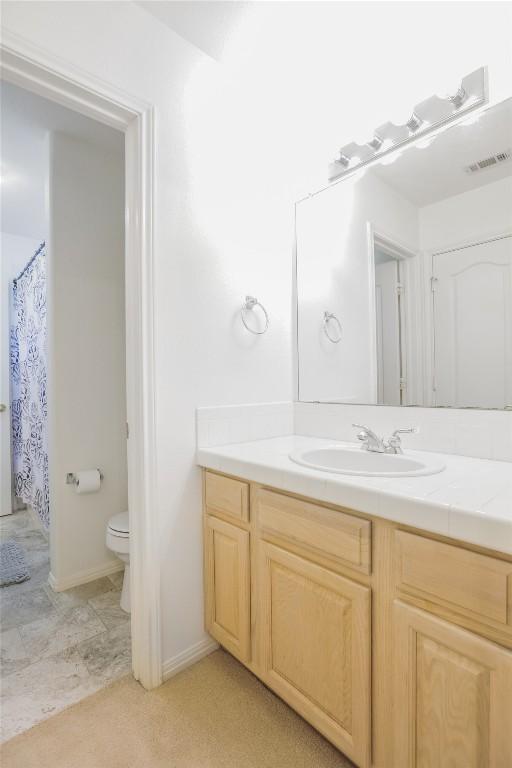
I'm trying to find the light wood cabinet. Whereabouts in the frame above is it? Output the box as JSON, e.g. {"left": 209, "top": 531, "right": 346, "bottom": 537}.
{"left": 202, "top": 470, "right": 512, "bottom": 768}
{"left": 393, "top": 601, "right": 512, "bottom": 768}
{"left": 204, "top": 514, "right": 251, "bottom": 663}
{"left": 257, "top": 487, "right": 371, "bottom": 575}
{"left": 394, "top": 530, "right": 512, "bottom": 631}
{"left": 205, "top": 471, "right": 249, "bottom": 523}
{"left": 258, "top": 540, "right": 371, "bottom": 767}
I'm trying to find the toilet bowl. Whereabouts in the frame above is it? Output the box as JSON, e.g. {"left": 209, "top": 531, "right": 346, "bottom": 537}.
{"left": 106, "top": 511, "right": 130, "bottom": 613}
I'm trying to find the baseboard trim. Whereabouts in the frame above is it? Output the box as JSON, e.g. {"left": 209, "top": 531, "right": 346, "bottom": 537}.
{"left": 162, "top": 637, "right": 219, "bottom": 681}
{"left": 48, "top": 560, "right": 124, "bottom": 592}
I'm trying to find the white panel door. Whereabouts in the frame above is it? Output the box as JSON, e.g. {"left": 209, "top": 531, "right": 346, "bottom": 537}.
{"left": 433, "top": 236, "right": 512, "bottom": 408}
{"left": 375, "top": 258, "right": 401, "bottom": 405}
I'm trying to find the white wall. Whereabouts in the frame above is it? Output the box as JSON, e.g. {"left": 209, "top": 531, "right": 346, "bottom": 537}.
{"left": 296, "top": 172, "right": 418, "bottom": 403}
{"left": 419, "top": 176, "right": 512, "bottom": 252}
{"left": 3, "top": 0, "right": 511, "bottom": 670}
{"left": 48, "top": 132, "right": 126, "bottom": 587}
{"left": 0, "top": 232, "right": 43, "bottom": 515}
{"left": 1, "top": 0, "right": 293, "bottom": 665}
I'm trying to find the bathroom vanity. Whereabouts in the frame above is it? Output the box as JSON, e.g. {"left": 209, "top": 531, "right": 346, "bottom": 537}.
{"left": 200, "top": 91, "right": 512, "bottom": 767}
{"left": 199, "top": 438, "right": 512, "bottom": 768}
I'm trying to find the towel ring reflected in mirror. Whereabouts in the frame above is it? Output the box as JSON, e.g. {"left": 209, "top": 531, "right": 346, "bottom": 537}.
{"left": 241, "top": 295, "right": 269, "bottom": 335}
{"left": 323, "top": 311, "right": 342, "bottom": 343}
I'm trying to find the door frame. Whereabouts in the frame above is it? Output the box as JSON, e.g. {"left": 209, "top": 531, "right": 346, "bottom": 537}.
{"left": 0, "top": 31, "right": 162, "bottom": 689}
{"left": 367, "top": 223, "right": 422, "bottom": 406}
{"left": 374, "top": 256, "right": 401, "bottom": 405}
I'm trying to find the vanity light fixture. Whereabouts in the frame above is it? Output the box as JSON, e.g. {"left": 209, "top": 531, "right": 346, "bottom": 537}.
{"left": 328, "top": 67, "right": 487, "bottom": 181}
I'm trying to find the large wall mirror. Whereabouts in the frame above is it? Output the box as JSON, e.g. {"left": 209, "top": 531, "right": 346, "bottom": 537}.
{"left": 296, "top": 98, "right": 512, "bottom": 409}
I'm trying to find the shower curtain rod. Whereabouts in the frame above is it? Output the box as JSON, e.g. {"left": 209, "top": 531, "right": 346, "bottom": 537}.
{"left": 14, "top": 241, "right": 46, "bottom": 283}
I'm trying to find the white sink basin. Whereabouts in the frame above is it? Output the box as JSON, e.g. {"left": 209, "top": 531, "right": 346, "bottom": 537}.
{"left": 289, "top": 445, "right": 445, "bottom": 477}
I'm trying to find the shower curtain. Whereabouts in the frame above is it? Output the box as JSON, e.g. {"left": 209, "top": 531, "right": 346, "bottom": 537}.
{"left": 10, "top": 242, "right": 49, "bottom": 528}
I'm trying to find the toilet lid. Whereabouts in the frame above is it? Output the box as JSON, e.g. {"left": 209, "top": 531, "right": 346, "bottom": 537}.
{"left": 108, "top": 511, "right": 129, "bottom": 537}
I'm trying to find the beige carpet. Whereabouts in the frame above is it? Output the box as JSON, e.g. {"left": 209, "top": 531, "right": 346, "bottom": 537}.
{"left": 0, "top": 649, "right": 354, "bottom": 768}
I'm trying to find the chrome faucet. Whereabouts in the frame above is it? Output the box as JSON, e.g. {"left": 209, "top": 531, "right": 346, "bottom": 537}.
{"left": 353, "top": 424, "right": 418, "bottom": 454}
{"left": 353, "top": 424, "right": 386, "bottom": 453}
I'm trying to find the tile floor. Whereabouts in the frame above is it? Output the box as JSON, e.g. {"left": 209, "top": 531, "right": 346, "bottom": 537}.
{"left": 0, "top": 509, "right": 131, "bottom": 743}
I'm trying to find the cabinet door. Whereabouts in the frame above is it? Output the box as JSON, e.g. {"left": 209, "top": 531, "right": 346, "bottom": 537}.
{"left": 394, "top": 601, "right": 512, "bottom": 768}
{"left": 258, "top": 541, "right": 371, "bottom": 767}
{"left": 204, "top": 515, "right": 250, "bottom": 663}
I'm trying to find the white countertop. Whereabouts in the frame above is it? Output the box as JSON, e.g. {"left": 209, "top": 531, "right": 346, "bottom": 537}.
{"left": 197, "top": 436, "right": 512, "bottom": 555}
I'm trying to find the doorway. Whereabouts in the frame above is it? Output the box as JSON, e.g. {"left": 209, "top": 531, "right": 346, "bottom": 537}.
{"left": 370, "top": 228, "right": 418, "bottom": 407}
{"left": 374, "top": 248, "right": 405, "bottom": 406}
{"left": 0, "top": 79, "right": 133, "bottom": 741}
{"left": 0, "top": 36, "right": 161, "bottom": 737}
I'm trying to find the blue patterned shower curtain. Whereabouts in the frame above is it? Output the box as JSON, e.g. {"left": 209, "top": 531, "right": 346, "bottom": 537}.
{"left": 10, "top": 243, "right": 49, "bottom": 528}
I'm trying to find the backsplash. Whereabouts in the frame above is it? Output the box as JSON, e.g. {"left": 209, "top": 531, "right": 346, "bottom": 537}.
{"left": 198, "top": 401, "right": 512, "bottom": 462}
{"left": 295, "top": 403, "right": 512, "bottom": 462}
{"left": 197, "top": 402, "right": 294, "bottom": 448}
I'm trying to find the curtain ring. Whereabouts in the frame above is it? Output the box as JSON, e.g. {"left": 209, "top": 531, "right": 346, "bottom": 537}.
{"left": 241, "top": 296, "right": 269, "bottom": 335}
{"left": 323, "top": 311, "right": 342, "bottom": 343}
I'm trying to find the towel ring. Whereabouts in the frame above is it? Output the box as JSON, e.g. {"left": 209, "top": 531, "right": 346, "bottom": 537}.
{"left": 241, "top": 296, "right": 269, "bottom": 335}
{"left": 323, "top": 311, "right": 342, "bottom": 343}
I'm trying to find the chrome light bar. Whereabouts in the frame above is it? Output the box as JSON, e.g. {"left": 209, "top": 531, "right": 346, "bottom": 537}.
{"left": 328, "top": 67, "right": 488, "bottom": 181}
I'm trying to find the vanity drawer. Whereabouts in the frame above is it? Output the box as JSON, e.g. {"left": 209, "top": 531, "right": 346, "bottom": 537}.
{"left": 256, "top": 489, "right": 371, "bottom": 575}
{"left": 205, "top": 471, "right": 249, "bottom": 523}
{"left": 395, "top": 530, "right": 512, "bottom": 628}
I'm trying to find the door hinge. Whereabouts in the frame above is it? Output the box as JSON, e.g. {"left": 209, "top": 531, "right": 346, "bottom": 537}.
{"left": 400, "top": 377, "right": 407, "bottom": 391}
{"left": 126, "top": 422, "right": 130, "bottom": 439}
{"left": 396, "top": 283, "right": 404, "bottom": 295}
{"left": 430, "top": 276, "right": 438, "bottom": 292}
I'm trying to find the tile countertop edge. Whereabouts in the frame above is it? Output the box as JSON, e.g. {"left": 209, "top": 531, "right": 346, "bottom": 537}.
{"left": 196, "top": 438, "right": 512, "bottom": 557}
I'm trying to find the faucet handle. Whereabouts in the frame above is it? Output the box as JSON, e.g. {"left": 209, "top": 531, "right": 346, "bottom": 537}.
{"left": 387, "top": 426, "right": 418, "bottom": 454}
{"left": 387, "top": 427, "right": 419, "bottom": 453}
{"left": 352, "top": 423, "right": 370, "bottom": 440}
{"left": 391, "top": 426, "right": 418, "bottom": 437}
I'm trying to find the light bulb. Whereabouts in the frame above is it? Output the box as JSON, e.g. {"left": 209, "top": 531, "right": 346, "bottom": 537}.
{"left": 414, "top": 136, "right": 435, "bottom": 150}
{"left": 378, "top": 150, "right": 403, "bottom": 166}
{"left": 387, "top": 105, "right": 415, "bottom": 127}
{"left": 459, "top": 111, "right": 482, "bottom": 126}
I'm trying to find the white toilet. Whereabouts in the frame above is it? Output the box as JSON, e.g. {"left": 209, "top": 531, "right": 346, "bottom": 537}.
{"left": 106, "top": 511, "right": 130, "bottom": 613}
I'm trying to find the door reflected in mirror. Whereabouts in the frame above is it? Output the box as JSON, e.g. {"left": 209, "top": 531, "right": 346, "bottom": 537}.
{"left": 374, "top": 246, "right": 404, "bottom": 406}
{"left": 296, "top": 98, "right": 512, "bottom": 409}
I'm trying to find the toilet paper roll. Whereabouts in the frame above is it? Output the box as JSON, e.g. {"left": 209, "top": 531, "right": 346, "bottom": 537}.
{"left": 75, "top": 469, "right": 101, "bottom": 494}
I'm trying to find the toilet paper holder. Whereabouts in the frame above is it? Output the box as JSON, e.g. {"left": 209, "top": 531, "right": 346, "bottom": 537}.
{"left": 66, "top": 470, "right": 104, "bottom": 485}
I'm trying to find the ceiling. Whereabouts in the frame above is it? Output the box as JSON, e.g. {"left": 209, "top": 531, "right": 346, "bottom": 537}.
{"left": 372, "top": 98, "right": 512, "bottom": 208}
{"left": 136, "top": 1, "right": 251, "bottom": 61}
{"left": 1, "top": 81, "right": 123, "bottom": 239}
